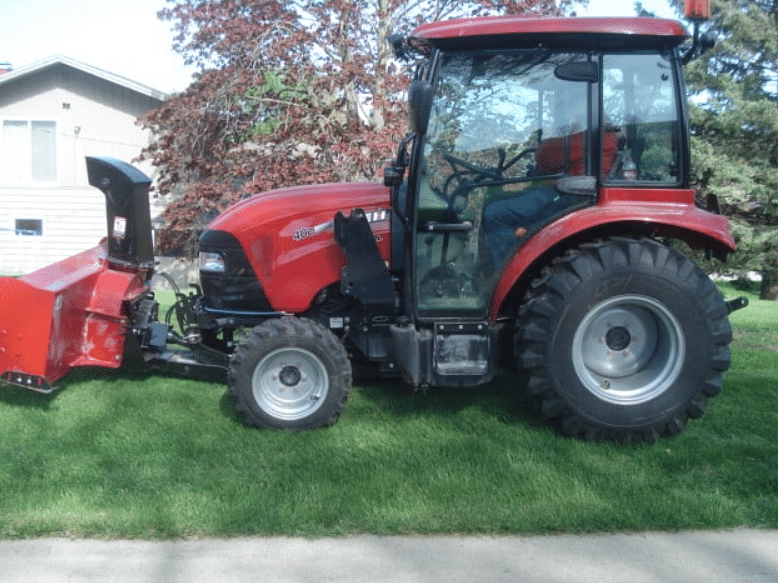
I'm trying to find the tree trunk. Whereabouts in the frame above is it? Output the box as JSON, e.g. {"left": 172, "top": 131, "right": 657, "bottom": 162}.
{"left": 760, "top": 269, "right": 778, "bottom": 300}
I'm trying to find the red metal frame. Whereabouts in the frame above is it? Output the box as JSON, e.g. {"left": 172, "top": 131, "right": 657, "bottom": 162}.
{"left": 412, "top": 16, "right": 688, "bottom": 44}
{"left": 210, "top": 179, "right": 735, "bottom": 327}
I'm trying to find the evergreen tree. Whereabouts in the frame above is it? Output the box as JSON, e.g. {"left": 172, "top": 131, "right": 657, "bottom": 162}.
{"left": 684, "top": 0, "right": 778, "bottom": 299}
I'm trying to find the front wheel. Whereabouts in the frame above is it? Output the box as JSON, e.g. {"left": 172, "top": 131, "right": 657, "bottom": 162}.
{"left": 228, "top": 317, "right": 351, "bottom": 430}
{"left": 517, "top": 238, "right": 732, "bottom": 443}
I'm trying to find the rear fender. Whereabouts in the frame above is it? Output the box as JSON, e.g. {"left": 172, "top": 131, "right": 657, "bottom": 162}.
{"left": 489, "top": 197, "right": 737, "bottom": 322}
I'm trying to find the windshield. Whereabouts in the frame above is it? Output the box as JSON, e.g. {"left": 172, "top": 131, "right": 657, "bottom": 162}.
{"left": 424, "top": 51, "right": 590, "bottom": 184}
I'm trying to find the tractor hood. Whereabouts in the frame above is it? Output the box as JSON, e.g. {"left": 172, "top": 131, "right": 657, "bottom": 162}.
{"left": 207, "top": 182, "right": 390, "bottom": 240}
{"left": 200, "top": 182, "right": 392, "bottom": 314}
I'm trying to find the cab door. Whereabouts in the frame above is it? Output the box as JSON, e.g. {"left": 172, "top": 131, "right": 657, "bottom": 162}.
{"left": 412, "top": 50, "right": 598, "bottom": 319}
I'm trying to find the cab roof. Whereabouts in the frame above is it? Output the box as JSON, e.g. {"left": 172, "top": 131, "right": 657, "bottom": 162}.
{"left": 410, "top": 16, "right": 689, "bottom": 51}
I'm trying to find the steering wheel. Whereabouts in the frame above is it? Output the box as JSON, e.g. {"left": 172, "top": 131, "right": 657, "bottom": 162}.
{"left": 440, "top": 148, "right": 537, "bottom": 209}
{"left": 442, "top": 153, "right": 501, "bottom": 190}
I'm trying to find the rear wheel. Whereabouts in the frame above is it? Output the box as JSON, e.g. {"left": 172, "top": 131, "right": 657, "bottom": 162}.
{"left": 517, "top": 238, "right": 732, "bottom": 443}
{"left": 228, "top": 317, "right": 351, "bottom": 430}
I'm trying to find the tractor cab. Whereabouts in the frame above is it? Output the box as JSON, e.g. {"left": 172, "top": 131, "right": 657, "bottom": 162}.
{"left": 410, "top": 49, "right": 683, "bottom": 312}
{"left": 383, "top": 17, "right": 697, "bottom": 387}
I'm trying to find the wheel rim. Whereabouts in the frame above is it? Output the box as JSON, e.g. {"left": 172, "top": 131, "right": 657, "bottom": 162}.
{"left": 571, "top": 295, "right": 686, "bottom": 405}
{"left": 252, "top": 347, "right": 329, "bottom": 421}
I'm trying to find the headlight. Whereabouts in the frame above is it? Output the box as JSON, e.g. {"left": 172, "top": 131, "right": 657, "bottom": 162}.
{"left": 199, "top": 251, "right": 225, "bottom": 273}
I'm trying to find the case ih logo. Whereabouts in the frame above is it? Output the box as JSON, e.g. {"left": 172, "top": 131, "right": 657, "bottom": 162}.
{"left": 294, "top": 208, "right": 388, "bottom": 242}
{"left": 361, "top": 209, "right": 389, "bottom": 224}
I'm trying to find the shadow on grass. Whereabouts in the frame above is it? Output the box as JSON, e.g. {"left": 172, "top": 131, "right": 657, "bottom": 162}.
{"left": 213, "top": 368, "right": 547, "bottom": 433}
{"left": 0, "top": 369, "right": 121, "bottom": 410}
{"left": 0, "top": 365, "right": 135, "bottom": 409}
{"left": 0, "top": 364, "right": 212, "bottom": 412}
{"left": 0, "top": 383, "right": 56, "bottom": 410}
{"left": 352, "top": 371, "right": 546, "bottom": 429}
{"left": 218, "top": 388, "right": 244, "bottom": 424}
{"left": 0, "top": 355, "right": 544, "bottom": 435}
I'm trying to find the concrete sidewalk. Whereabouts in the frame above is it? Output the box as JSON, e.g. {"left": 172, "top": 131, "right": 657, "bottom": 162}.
{"left": 2, "top": 529, "right": 777, "bottom": 583}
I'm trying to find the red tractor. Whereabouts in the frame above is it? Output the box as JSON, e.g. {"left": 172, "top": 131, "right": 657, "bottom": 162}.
{"left": 0, "top": 4, "right": 748, "bottom": 442}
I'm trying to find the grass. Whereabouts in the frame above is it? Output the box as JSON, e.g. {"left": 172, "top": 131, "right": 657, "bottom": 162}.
{"left": 0, "top": 282, "right": 776, "bottom": 539}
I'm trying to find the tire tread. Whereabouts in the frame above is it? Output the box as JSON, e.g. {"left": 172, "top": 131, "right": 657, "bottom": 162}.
{"left": 227, "top": 317, "right": 351, "bottom": 430}
{"left": 516, "top": 238, "right": 732, "bottom": 443}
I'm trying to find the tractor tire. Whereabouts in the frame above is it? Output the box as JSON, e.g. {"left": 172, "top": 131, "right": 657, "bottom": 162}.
{"left": 228, "top": 317, "right": 351, "bottom": 430}
{"left": 517, "top": 238, "right": 732, "bottom": 443}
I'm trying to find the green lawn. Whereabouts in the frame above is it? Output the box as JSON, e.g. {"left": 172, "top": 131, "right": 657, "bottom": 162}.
{"left": 0, "top": 283, "right": 776, "bottom": 539}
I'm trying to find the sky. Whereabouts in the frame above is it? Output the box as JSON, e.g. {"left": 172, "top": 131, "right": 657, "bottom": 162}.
{"left": 0, "top": 0, "right": 196, "bottom": 93}
{"left": 584, "top": 0, "right": 676, "bottom": 18}
{"left": 1, "top": 0, "right": 678, "bottom": 95}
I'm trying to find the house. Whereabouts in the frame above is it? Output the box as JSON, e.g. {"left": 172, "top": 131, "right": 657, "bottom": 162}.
{"left": 0, "top": 55, "right": 166, "bottom": 274}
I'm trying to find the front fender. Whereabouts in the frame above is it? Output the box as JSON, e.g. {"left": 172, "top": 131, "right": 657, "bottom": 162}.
{"left": 489, "top": 191, "right": 736, "bottom": 321}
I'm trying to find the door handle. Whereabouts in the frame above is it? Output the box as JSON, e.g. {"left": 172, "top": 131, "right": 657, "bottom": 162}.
{"left": 423, "top": 221, "right": 473, "bottom": 232}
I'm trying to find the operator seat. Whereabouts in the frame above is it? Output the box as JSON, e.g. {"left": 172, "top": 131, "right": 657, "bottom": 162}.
{"left": 535, "top": 131, "right": 619, "bottom": 176}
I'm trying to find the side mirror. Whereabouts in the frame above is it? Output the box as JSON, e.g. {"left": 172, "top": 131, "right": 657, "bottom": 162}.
{"left": 408, "top": 80, "right": 433, "bottom": 135}
{"left": 388, "top": 34, "right": 409, "bottom": 61}
{"left": 700, "top": 30, "right": 716, "bottom": 53}
{"left": 682, "top": 24, "right": 717, "bottom": 64}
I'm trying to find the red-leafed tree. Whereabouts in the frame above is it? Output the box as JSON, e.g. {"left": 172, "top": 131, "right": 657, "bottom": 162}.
{"left": 141, "top": 0, "right": 579, "bottom": 254}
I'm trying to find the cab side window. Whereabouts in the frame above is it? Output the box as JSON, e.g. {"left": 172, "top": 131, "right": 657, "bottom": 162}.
{"left": 602, "top": 53, "right": 681, "bottom": 184}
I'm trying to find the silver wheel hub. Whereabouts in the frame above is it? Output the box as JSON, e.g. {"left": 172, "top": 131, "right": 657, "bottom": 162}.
{"left": 252, "top": 347, "right": 329, "bottom": 421}
{"left": 572, "top": 295, "right": 685, "bottom": 405}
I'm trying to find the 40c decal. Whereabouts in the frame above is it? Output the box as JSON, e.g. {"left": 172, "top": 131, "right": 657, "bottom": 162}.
{"left": 291, "top": 209, "right": 388, "bottom": 242}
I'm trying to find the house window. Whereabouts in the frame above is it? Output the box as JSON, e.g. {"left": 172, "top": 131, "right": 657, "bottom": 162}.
{"left": 15, "top": 218, "right": 43, "bottom": 236}
{"left": 2, "top": 120, "right": 57, "bottom": 182}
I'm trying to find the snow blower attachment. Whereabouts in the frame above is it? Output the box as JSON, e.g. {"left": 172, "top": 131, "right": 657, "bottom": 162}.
{"left": 0, "top": 157, "right": 154, "bottom": 393}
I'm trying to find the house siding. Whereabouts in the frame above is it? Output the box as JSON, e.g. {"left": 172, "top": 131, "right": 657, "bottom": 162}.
{"left": 0, "top": 60, "right": 164, "bottom": 274}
